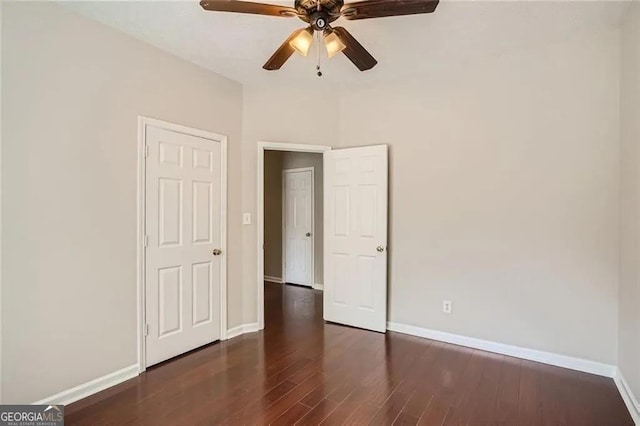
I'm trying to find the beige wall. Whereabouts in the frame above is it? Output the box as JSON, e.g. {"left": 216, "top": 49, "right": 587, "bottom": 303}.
{"left": 1, "top": 2, "right": 243, "bottom": 403}
{"left": 264, "top": 150, "right": 283, "bottom": 278}
{"left": 263, "top": 151, "right": 324, "bottom": 284}
{"left": 619, "top": 0, "right": 640, "bottom": 404}
{"left": 338, "top": 29, "right": 621, "bottom": 364}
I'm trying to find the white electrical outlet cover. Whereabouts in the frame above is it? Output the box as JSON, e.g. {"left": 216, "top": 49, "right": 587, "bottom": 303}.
{"left": 243, "top": 213, "right": 251, "bottom": 225}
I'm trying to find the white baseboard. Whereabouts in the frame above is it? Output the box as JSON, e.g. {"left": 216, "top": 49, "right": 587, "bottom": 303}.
{"left": 312, "top": 283, "right": 324, "bottom": 291}
{"left": 33, "top": 364, "right": 138, "bottom": 406}
{"left": 387, "top": 322, "right": 616, "bottom": 378}
{"left": 615, "top": 368, "right": 640, "bottom": 425}
{"left": 264, "top": 276, "right": 284, "bottom": 284}
{"left": 226, "top": 322, "right": 261, "bottom": 340}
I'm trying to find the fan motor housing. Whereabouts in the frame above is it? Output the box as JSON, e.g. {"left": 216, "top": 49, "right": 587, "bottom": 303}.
{"left": 295, "top": 0, "right": 344, "bottom": 25}
{"left": 310, "top": 12, "right": 329, "bottom": 30}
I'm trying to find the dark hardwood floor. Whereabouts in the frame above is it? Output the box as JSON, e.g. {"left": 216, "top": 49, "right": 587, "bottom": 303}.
{"left": 66, "top": 282, "right": 634, "bottom": 425}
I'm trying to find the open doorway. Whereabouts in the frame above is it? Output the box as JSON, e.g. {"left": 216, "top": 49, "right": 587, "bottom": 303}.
{"left": 257, "top": 142, "right": 332, "bottom": 330}
{"left": 262, "top": 150, "right": 324, "bottom": 327}
{"left": 264, "top": 150, "right": 324, "bottom": 289}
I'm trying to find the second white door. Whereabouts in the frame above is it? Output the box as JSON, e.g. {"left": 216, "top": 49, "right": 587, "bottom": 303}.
{"left": 283, "top": 168, "right": 314, "bottom": 286}
{"left": 323, "top": 145, "right": 388, "bottom": 333}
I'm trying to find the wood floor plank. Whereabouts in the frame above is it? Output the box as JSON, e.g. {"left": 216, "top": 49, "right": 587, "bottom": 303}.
{"left": 228, "top": 372, "right": 325, "bottom": 425}
{"left": 272, "top": 402, "right": 312, "bottom": 426}
{"left": 296, "top": 398, "right": 340, "bottom": 425}
{"left": 369, "top": 390, "right": 412, "bottom": 425}
{"left": 418, "top": 396, "right": 451, "bottom": 426}
{"left": 320, "top": 385, "right": 372, "bottom": 425}
{"left": 538, "top": 363, "right": 569, "bottom": 426}
{"left": 495, "top": 356, "right": 522, "bottom": 425}
{"left": 462, "top": 352, "right": 503, "bottom": 424}
{"left": 402, "top": 389, "right": 433, "bottom": 419}
{"left": 64, "top": 283, "right": 634, "bottom": 426}
{"left": 518, "top": 360, "right": 543, "bottom": 426}
{"left": 393, "top": 411, "right": 420, "bottom": 426}
{"left": 396, "top": 340, "right": 442, "bottom": 395}
{"left": 344, "top": 401, "right": 382, "bottom": 425}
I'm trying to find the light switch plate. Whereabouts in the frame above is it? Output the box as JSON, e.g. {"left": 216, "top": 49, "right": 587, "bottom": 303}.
{"left": 243, "top": 213, "right": 251, "bottom": 225}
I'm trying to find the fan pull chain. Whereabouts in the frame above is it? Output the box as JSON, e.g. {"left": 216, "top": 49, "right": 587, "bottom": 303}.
{"left": 316, "top": 31, "right": 323, "bottom": 77}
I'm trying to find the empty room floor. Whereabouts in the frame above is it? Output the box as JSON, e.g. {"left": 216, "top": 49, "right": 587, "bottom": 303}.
{"left": 65, "top": 283, "right": 633, "bottom": 425}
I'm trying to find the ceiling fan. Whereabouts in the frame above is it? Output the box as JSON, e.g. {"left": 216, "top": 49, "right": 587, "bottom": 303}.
{"left": 200, "top": 0, "right": 439, "bottom": 73}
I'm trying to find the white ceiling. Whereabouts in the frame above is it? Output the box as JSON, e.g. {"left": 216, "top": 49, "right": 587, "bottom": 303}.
{"left": 62, "top": 0, "right": 631, "bottom": 87}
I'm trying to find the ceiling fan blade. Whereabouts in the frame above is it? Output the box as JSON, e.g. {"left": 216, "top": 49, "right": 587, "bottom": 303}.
{"left": 341, "top": 0, "right": 439, "bottom": 20}
{"left": 332, "top": 27, "right": 377, "bottom": 71}
{"left": 263, "top": 28, "right": 305, "bottom": 70}
{"left": 200, "top": 0, "right": 298, "bottom": 17}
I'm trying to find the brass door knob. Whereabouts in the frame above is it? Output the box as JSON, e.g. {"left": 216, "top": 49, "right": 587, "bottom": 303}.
{"left": 376, "top": 246, "right": 385, "bottom": 253}
{"left": 212, "top": 249, "right": 222, "bottom": 256}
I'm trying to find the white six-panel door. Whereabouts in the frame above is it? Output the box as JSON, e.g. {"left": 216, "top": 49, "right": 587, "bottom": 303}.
{"left": 283, "top": 168, "right": 314, "bottom": 286}
{"left": 324, "top": 145, "right": 388, "bottom": 333}
{"left": 145, "top": 125, "right": 222, "bottom": 367}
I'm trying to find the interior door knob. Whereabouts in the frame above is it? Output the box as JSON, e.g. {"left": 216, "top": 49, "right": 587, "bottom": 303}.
{"left": 306, "top": 232, "right": 312, "bottom": 237}
{"left": 212, "top": 249, "right": 222, "bottom": 256}
{"left": 377, "top": 246, "right": 385, "bottom": 253}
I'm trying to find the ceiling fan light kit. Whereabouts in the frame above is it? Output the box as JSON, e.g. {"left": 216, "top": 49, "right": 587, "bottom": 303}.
{"left": 290, "top": 27, "right": 314, "bottom": 56}
{"left": 324, "top": 30, "right": 346, "bottom": 58}
{"left": 200, "top": 0, "right": 440, "bottom": 73}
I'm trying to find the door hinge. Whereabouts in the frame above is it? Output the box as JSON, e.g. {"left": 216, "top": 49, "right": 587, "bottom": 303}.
{"left": 144, "top": 144, "right": 149, "bottom": 158}
{"left": 144, "top": 324, "right": 149, "bottom": 337}
{"left": 144, "top": 235, "right": 149, "bottom": 247}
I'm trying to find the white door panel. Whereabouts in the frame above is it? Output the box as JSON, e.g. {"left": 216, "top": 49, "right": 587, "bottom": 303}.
{"left": 284, "top": 169, "right": 313, "bottom": 286}
{"left": 145, "top": 125, "right": 222, "bottom": 367}
{"left": 324, "top": 145, "right": 388, "bottom": 333}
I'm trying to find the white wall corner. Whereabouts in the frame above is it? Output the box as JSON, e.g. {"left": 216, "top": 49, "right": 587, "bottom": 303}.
{"left": 312, "top": 283, "right": 324, "bottom": 291}
{"left": 225, "top": 325, "right": 244, "bottom": 340}
{"left": 264, "top": 276, "right": 284, "bottom": 284}
{"left": 386, "top": 322, "right": 617, "bottom": 378}
{"left": 33, "top": 364, "right": 139, "bottom": 406}
{"left": 243, "top": 322, "right": 260, "bottom": 333}
{"left": 615, "top": 368, "right": 640, "bottom": 425}
{"left": 225, "top": 322, "right": 261, "bottom": 340}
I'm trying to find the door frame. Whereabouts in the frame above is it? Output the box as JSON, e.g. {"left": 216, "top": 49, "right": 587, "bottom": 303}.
{"left": 257, "top": 142, "right": 332, "bottom": 330}
{"left": 137, "top": 116, "right": 228, "bottom": 373}
{"left": 282, "top": 167, "right": 315, "bottom": 287}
